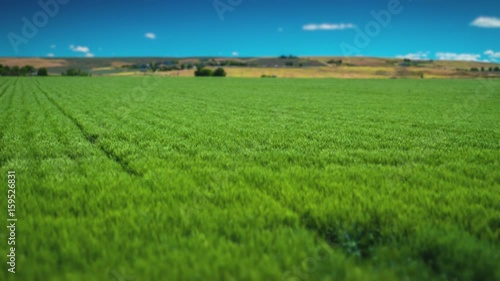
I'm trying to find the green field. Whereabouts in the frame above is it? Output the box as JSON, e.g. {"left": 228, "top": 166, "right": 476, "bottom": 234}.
{"left": 0, "top": 77, "right": 499, "bottom": 281}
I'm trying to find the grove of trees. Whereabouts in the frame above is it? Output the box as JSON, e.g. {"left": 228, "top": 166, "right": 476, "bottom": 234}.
{"left": 62, "top": 68, "right": 91, "bottom": 76}
{"left": 327, "top": 59, "right": 343, "bottom": 65}
{"left": 279, "top": 54, "right": 298, "bottom": 59}
{"left": 194, "top": 67, "right": 226, "bottom": 77}
{"left": 470, "top": 66, "right": 500, "bottom": 72}
{"left": 37, "top": 68, "right": 48, "bottom": 76}
{"left": 0, "top": 64, "right": 37, "bottom": 76}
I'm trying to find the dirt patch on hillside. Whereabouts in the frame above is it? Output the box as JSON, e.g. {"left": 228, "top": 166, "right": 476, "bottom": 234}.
{"left": 0, "top": 58, "right": 67, "bottom": 68}
{"left": 110, "top": 61, "right": 132, "bottom": 68}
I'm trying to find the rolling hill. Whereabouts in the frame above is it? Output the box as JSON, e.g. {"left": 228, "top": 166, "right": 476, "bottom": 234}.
{"left": 1, "top": 56, "right": 499, "bottom": 78}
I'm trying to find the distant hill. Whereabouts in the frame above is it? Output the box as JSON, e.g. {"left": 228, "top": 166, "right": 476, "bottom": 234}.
{"left": 1, "top": 56, "right": 499, "bottom": 78}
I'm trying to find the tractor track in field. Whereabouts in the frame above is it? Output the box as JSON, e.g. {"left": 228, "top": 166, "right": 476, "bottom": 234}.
{"left": 0, "top": 78, "right": 16, "bottom": 102}
{"left": 0, "top": 79, "right": 20, "bottom": 168}
{"left": 203, "top": 162, "right": 356, "bottom": 255}
{"left": 30, "top": 85, "right": 42, "bottom": 108}
{"left": 35, "top": 83, "right": 142, "bottom": 177}
{"left": 3, "top": 79, "right": 18, "bottom": 118}
{"left": 0, "top": 81, "right": 10, "bottom": 100}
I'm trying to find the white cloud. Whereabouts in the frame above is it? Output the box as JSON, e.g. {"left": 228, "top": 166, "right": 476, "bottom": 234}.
{"left": 50, "top": 44, "right": 56, "bottom": 49}
{"left": 145, "top": 32, "right": 156, "bottom": 39}
{"left": 232, "top": 51, "right": 239, "bottom": 56}
{"left": 303, "top": 23, "right": 356, "bottom": 31}
{"left": 396, "top": 51, "right": 430, "bottom": 60}
{"left": 47, "top": 53, "right": 55, "bottom": 57}
{"left": 70, "top": 45, "right": 94, "bottom": 57}
{"left": 484, "top": 49, "right": 500, "bottom": 58}
{"left": 70, "top": 45, "right": 90, "bottom": 53}
{"left": 436, "top": 52, "right": 481, "bottom": 61}
{"left": 471, "top": 16, "right": 500, "bottom": 28}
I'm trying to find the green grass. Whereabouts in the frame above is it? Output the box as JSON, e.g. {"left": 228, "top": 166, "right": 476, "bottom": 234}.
{"left": 0, "top": 77, "right": 499, "bottom": 281}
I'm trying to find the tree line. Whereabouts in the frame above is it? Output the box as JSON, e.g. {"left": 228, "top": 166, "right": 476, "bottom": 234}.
{"left": 0, "top": 64, "right": 48, "bottom": 76}
{"left": 0, "top": 65, "right": 95, "bottom": 77}
{"left": 194, "top": 67, "right": 226, "bottom": 77}
{"left": 61, "top": 68, "right": 91, "bottom": 76}
{"left": 470, "top": 66, "right": 500, "bottom": 72}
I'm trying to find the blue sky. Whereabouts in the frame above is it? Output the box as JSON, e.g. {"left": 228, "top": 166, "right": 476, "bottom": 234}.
{"left": 1, "top": 0, "right": 499, "bottom": 62}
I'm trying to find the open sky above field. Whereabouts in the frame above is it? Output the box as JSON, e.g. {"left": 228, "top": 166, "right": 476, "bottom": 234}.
{"left": 1, "top": 0, "right": 499, "bottom": 62}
